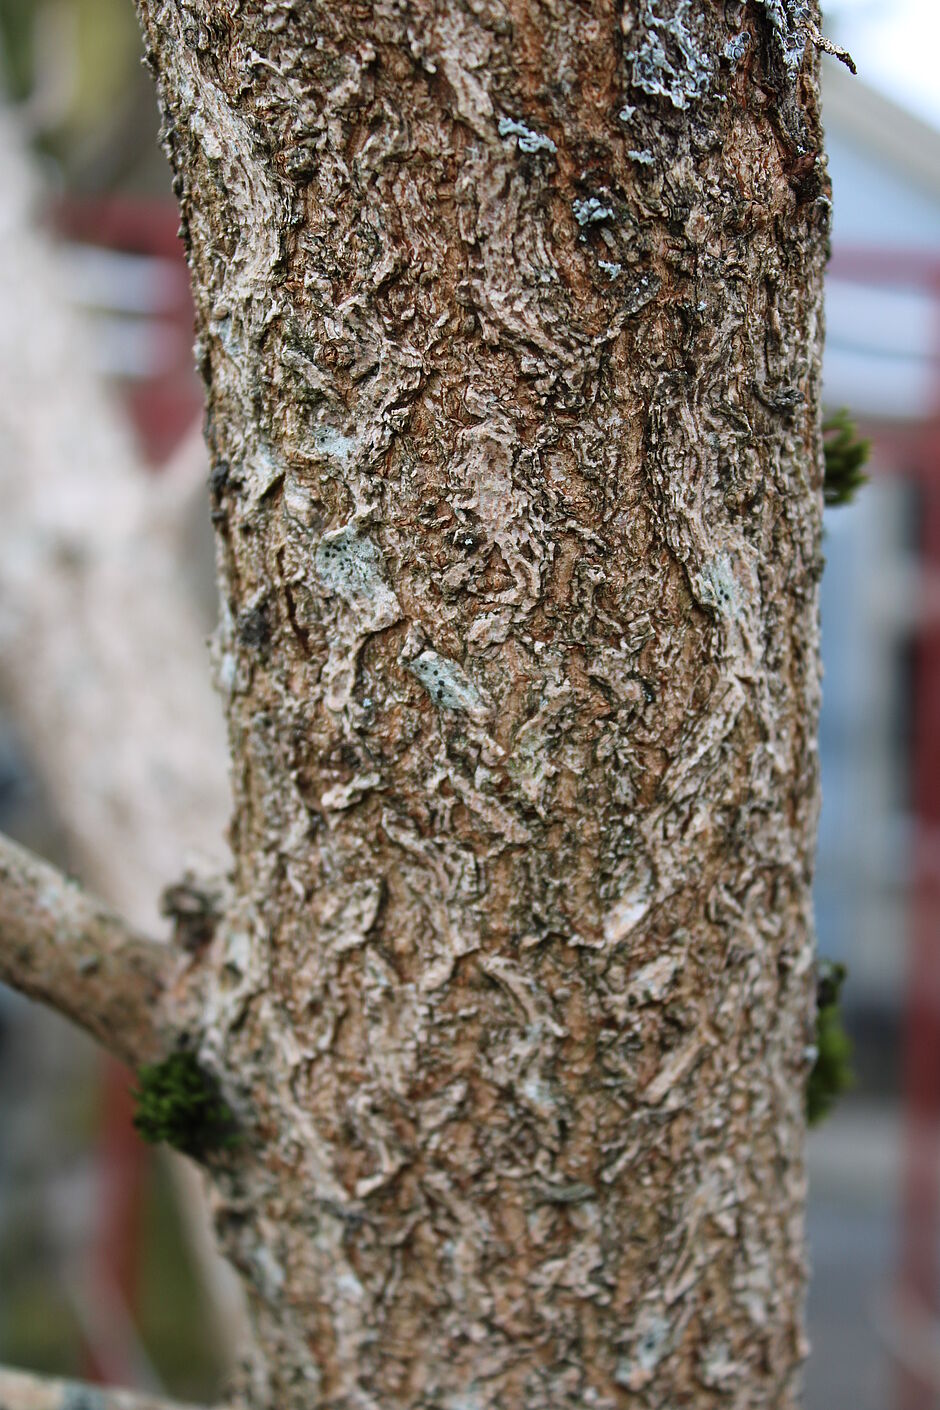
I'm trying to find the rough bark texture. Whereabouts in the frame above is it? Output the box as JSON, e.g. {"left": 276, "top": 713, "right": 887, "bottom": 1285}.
{"left": 131, "top": 2, "right": 829, "bottom": 1407}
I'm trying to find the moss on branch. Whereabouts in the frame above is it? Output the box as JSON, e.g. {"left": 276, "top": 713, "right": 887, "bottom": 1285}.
{"left": 133, "top": 1050, "right": 239, "bottom": 1160}
{"left": 807, "top": 960, "right": 854, "bottom": 1125}
{"left": 823, "top": 409, "right": 870, "bottom": 507}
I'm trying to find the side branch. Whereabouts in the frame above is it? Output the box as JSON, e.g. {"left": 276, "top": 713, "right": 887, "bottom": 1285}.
{"left": 0, "top": 1366, "right": 226, "bottom": 1410}
{"left": 0, "top": 832, "right": 178, "bottom": 1066}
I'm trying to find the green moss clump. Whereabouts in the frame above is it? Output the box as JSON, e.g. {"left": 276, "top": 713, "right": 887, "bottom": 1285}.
{"left": 807, "top": 960, "right": 854, "bottom": 1126}
{"left": 132, "top": 1050, "right": 239, "bottom": 1160}
{"left": 823, "top": 409, "right": 871, "bottom": 507}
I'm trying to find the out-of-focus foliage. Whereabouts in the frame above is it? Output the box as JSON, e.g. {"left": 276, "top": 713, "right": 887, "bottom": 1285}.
{"left": 136, "top": 1154, "right": 230, "bottom": 1398}
{"left": 0, "top": 0, "right": 159, "bottom": 188}
{"left": 0, "top": 0, "right": 139, "bottom": 118}
{"left": 0, "top": 0, "right": 31, "bottom": 101}
{"left": 808, "top": 960, "right": 855, "bottom": 1125}
{"left": 823, "top": 409, "right": 871, "bottom": 508}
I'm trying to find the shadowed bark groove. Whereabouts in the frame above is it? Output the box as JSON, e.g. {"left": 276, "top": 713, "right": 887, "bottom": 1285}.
{"left": 132, "top": 2, "right": 830, "bottom": 1406}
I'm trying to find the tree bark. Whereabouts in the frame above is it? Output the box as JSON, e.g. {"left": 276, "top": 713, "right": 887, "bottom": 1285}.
{"left": 0, "top": 833, "right": 180, "bottom": 1066}
{"left": 127, "top": 2, "right": 828, "bottom": 1406}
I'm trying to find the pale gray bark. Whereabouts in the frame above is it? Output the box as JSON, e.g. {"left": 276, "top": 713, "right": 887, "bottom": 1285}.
{"left": 11, "top": 2, "right": 832, "bottom": 1407}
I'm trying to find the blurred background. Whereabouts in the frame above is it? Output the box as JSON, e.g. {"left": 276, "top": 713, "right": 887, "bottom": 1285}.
{"left": 0, "top": 0, "right": 938, "bottom": 1406}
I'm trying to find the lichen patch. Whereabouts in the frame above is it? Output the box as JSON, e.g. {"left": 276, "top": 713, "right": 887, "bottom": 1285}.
{"left": 314, "top": 523, "right": 401, "bottom": 633}
{"left": 406, "top": 649, "right": 488, "bottom": 717}
{"left": 697, "top": 553, "right": 740, "bottom": 618}
{"left": 573, "top": 196, "right": 615, "bottom": 227}
{"left": 627, "top": 0, "right": 713, "bottom": 110}
{"left": 497, "top": 117, "right": 557, "bottom": 156}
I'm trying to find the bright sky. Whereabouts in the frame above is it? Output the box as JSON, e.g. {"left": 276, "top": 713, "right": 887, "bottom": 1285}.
{"left": 825, "top": 0, "right": 940, "bottom": 129}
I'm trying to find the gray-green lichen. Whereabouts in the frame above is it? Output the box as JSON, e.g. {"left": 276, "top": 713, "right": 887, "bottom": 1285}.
{"left": 497, "top": 116, "right": 557, "bottom": 156}
{"left": 627, "top": 0, "right": 713, "bottom": 110}
{"left": 314, "top": 523, "right": 401, "bottom": 632}
{"left": 573, "top": 196, "right": 614, "bottom": 227}
{"left": 406, "top": 649, "right": 487, "bottom": 716}
{"left": 312, "top": 424, "right": 358, "bottom": 466}
{"left": 756, "top": 0, "right": 813, "bottom": 75}
{"left": 723, "top": 32, "right": 751, "bottom": 64}
{"left": 697, "top": 554, "right": 741, "bottom": 618}
{"left": 319, "top": 877, "right": 384, "bottom": 951}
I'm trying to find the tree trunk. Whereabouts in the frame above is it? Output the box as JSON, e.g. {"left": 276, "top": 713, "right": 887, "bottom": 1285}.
{"left": 0, "top": 106, "right": 230, "bottom": 934}
{"left": 130, "top": 2, "right": 828, "bottom": 1405}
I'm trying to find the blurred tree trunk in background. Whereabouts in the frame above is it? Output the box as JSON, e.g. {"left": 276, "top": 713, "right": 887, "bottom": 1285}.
{"left": 0, "top": 106, "right": 240, "bottom": 1389}
{"left": 0, "top": 109, "right": 229, "bottom": 931}
{"left": 12, "top": 2, "right": 834, "bottom": 1406}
